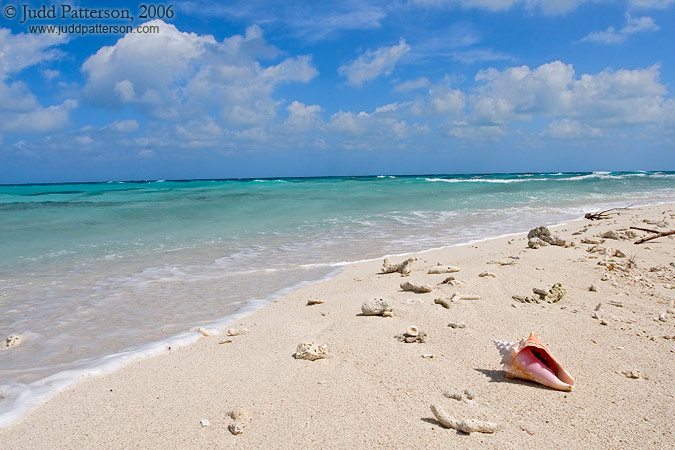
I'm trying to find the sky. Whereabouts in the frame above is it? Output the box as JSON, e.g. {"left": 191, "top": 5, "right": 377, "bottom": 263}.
{"left": 0, "top": 0, "right": 673, "bottom": 183}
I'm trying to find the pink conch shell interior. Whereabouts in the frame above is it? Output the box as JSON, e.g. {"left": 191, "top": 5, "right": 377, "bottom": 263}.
{"left": 494, "top": 331, "right": 575, "bottom": 391}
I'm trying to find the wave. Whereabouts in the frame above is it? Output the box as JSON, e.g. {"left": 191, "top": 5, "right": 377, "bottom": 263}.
{"left": 422, "top": 171, "right": 673, "bottom": 184}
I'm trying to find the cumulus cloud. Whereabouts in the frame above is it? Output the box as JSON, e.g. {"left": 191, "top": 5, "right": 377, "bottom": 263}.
{"left": 580, "top": 14, "right": 659, "bottom": 44}
{"left": 82, "top": 21, "right": 318, "bottom": 126}
{"left": 328, "top": 103, "right": 426, "bottom": 140}
{"left": 283, "top": 101, "right": 323, "bottom": 133}
{"left": 339, "top": 38, "right": 410, "bottom": 86}
{"left": 468, "top": 61, "right": 671, "bottom": 128}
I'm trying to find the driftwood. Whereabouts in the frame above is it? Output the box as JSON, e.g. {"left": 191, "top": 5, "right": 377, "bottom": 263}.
{"left": 630, "top": 227, "right": 675, "bottom": 244}
{"left": 584, "top": 204, "right": 634, "bottom": 220}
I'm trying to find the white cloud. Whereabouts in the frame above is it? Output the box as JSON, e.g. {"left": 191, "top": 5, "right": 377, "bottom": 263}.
{"left": 293, "top": 8, "right": 386, "bottom": 40}
{"left": 580, "top": 14, "right": 659, "bottom": 44}
{"left": 283, "top": 101, "right": 323, "bottom": 132}
{"left": 542, "top": 119, "right": 604, "bottom": 138}
{"left": 0, "top": 29, "right": 75, "bottom": 135}
{"left": 339, "top": 38, "right": 410, "bottom": 86}
{"left": 394, "top": 77, "right": 431, "bottom": 92}
{"left": 429, "top": 82, "right": 466, "bottom": 116}
{"left": 82, "top": 20, "right": 215, "bottom": 112}
{"left": 82, "top": 21, "right": 318, "bottom": 132}
{"left": 468, "top": 61, "right": 672, "bottom": 128}
{"left": 328, "top": 103, "right": 425, "bottom": 140}
{"left": 0, "top": 100, "right": 77, "bottom": 133}
{"left": 106, "top": 120, "right": 140, "bottom": 133}
{"left": 0, "top": 28, "right": 68, "bottom": 78}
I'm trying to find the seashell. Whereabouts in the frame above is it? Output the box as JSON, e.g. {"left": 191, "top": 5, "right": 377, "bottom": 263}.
{"left": 405, "top": 325, "right": 420, "bottom": 337}
{"left": 361, "top": 298, "right": 392, "bottom": 316}
{"left": 306, "top": 299, "right": 325, "bottom": 305}
{"left": 228, "top": 422, "right": 245, "bottom": 435}
{"left": 395, "top": 329, "right": 427, "bottom": 343}
{"left": 198, "top": 327, "right": 210, "bottom": 337}
{"left": 200, "top": 419, "right": 210, "bottom": 427}
{"left": 294, "top": 342, "right": 329, "bottom": 360}
{"left": 493, "top": 331, "right": 574, "bottom": 391}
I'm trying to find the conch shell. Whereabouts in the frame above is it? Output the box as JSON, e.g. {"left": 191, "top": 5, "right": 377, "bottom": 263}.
{"left": 493, "top": 331, "right": 574, "bottom": 391}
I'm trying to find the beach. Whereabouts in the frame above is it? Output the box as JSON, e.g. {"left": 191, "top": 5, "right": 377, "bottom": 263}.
{"left": 1, "top": 202, "right": 673, "bottom": 449}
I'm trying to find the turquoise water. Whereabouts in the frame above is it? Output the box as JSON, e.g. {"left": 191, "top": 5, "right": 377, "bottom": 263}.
{"left": 1, "top": 171, "right": 674, "bottom": 426}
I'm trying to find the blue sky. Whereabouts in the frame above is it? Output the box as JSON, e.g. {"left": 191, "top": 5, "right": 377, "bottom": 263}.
{"left": 0, "top": 0, "right": 673, "bottom": 183}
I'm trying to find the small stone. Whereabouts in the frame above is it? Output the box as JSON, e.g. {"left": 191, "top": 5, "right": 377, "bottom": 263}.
{"left": 448, "top": 322, "right": 466, "bottom": 329}
{"left": 200, "top": 419, "right": 210, "bottom": 427}
{"left": 589, "top": 284, "right": 598, "bottom": 292}
{"left": 361, "top": 298, "right": 393, "bottom": 316}
{"left": 198, "top": 327, "right": 210, "bottom": 337}
{"left": 478, "top": 272, "right": 496, "bottom": 278}
{"left": 306, "top": 299, "right": 325, "bottom": 305}
{"left": 422, "top": 353, "right": 435, "bottom": 359}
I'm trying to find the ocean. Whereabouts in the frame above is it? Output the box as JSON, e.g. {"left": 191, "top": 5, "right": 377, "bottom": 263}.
{"left": 1, "top": 171, "right": 674, "bottom": 427}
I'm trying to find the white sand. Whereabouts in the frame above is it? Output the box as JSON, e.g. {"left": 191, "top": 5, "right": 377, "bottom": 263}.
{"left": 1, "top": 204, "right": 674, "bottom": 449}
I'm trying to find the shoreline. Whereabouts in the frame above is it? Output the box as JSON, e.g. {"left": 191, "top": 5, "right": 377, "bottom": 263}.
{"left": 0, "top": 199, "right": 641, "bottom": 428}
{"left": 1, "top": 203, "right": 674, "bottom": 448}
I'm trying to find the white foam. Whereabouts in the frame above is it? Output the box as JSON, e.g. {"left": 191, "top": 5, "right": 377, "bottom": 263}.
{"left": 0, "top": 267, "right": 343, "bottom": 430}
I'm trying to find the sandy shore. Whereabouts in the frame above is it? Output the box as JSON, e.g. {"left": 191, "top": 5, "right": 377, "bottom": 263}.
{"left": 2, "top": 204, "right": 674, "bottom": 449}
